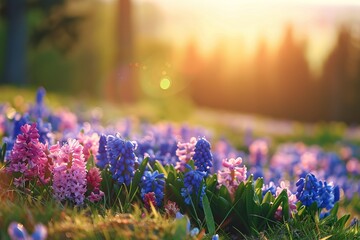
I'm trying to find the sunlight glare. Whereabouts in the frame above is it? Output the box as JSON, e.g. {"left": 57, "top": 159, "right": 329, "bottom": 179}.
{"left": 160, "top": 78, "right": 171, "bottom": 90}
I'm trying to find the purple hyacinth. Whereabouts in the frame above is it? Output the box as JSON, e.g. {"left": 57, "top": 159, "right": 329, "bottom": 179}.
{"left": 193, "top": 137, "right": 213, "bottom": 175}
{"left": 181, "top": 167, "right": 206, "bottom": 205}
{"left": 51, "top": 139, "right": 87, "bottom": 205}
{"left": 107, "top": 134, "right": 138, "bottom": 186}
{"left": 141, "top": 170, "right": 165, "bottom": 206}
{"left": 96, "top": 134, "right": 108, "bottom": 169}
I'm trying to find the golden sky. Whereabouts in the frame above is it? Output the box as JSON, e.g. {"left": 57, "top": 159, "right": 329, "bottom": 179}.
{"left": 134, "top": 0, "right": 360, "bottom": 73}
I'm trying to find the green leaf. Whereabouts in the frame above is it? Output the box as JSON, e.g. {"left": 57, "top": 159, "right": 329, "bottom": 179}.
{"left": 173, "top": 216, "right": 189, "bottom": 240}
{"left": 206, "top": 174, "right": 218, "bottom": 192}
{"left": 0, "top": 142, "right": 6, "bottom": 163}
{"left": 262, "top": 191, "right": 274, "bottom": 204}
{"left": 245, "top": 183, "right": 261, "bottom": 230}
{"left": 330, "top": 202, "right": 339, "bottom": 217}
{"left": 154, "top": 160, "right": 168, "bottom": 178}
{"left": 282, "top": 192, "right": 290, "bottom": 220}
{"left": 219, "top": 185, "right": 232, "bottom": 203}
{"left": 202, "top": 194, "right": 216, "bottom": 235}
{"left": 254, "top": 177, "right": 264, "bottom": 202}
{"left": 266, "top": 190, "right": 286, "bottom": 220}
{"left": 129, "top": 157, "right": 149, "bottom": 199}
{"left": 335, "top": 214, "right": 350, "bottom": 229}
{"left": 254, "top": 177, "right": 264, "bottom": 190}
{"left": 234, "top": 181, "right": 245, "bottom": 202}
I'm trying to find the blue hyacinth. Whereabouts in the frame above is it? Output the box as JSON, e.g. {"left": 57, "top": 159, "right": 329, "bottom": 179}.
{"left": 181, "top": 167, "right": 206, "bottom": 206}
{"left": 296, "top": 173, "right": 321, "bottom": 207}
{"left": 29, "top": 87, "right": 49, "bottom": 119}
{"left": 36, "top": 119, "right": 52, "bottom": 144}
{"left": 96, "top": 134, "right": 109, "bottom": 169}
{"left": 193, "top": 138, "right": 213, "bottom": 175}
{"left": 296, "top": 173, "right": 339, "bottom": 210}
{"left": 141, "top": 170, "right": 165, "bottom": 206}
{"left": 107, "top": 134, "right": 138, "bottom": 186}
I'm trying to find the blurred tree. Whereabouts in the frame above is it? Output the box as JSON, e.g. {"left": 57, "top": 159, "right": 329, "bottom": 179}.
{"left": 322, "top": 26, "right": 360, "bottom": 123}
{"left": 0, "top": 0, "right": 84, "bottom": 86}
{"left": 276, "top": 24, "right": 313, "bottom": 120}
{"left": 107, "top": 0, "right": 136, "bottom": 102}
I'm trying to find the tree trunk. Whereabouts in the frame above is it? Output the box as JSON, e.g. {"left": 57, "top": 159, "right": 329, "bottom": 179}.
{"left": 3, "top": 0, "right": 27, "bottom": 85}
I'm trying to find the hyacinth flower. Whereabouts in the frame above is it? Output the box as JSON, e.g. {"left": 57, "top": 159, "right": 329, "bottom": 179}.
{"left": 8, "top": 222, "right": 47, "bottom": 240}
{"left": 262, "top": 181, "right": 276, "bottom": 196}
{"left": 175, "top": 137, "right": 196, "bottom": 171}
{"left": 296, "top": 173, "right": 322, "bottom": 207}
{"left": 6, "top": 123, "right": 50, "bottom": 187}
{"left": 143, "top": 192, "right": 157, "bottom": 211}
{"left": 217, "top": 157, "right": 247, "bottom": 196}
{"left": 3, "top": 114, "right": 29, "bottom": 158}
{"left": 107, "top": 134, "right": 138, "bottom": 186}
{"left": 55, "top": 109, "right": 78, "bottom": 132}
{"left": 141, "top": 170, "right": 165, "bottom": 207}
{"left": 164, "top": 201, "right": 180, "bottom": 218}
{"left": 36, "top": 119, "right": 53, "bottom": 145}
{"left": 86, "top": 167, "right": 104, "bottom": 202}
{"left": 77, "top": 131, "right": 100, "bottom": 162}
{"left": 193, "top": 137, "right": 213, "bottom": 175}
{"left": 181, "top": 166, "right": 206, "bottom": 206}
{"left": 249, "top": 139, "right": 268, "bottom": 166}
{"left": 28, "top": 87, "right": 49, "bottom": 120}
{"left": 50, "top": 139, "right": 87, "bottom": 205}
{"left": 296, "top": 173, "right": 340, "bottom": 210}
{"left": 274, "top": 181, "right": 298, "bottom": 220}
{"left": 155, "top": 138, "right": 178, "bottom": 166}
{"left": 96, "top": 134, "right": 108, "bottom": 169}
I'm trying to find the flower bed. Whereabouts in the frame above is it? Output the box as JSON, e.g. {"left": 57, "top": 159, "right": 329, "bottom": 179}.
{"left": 0, "top": 88, "right": 359, "bottom": 239}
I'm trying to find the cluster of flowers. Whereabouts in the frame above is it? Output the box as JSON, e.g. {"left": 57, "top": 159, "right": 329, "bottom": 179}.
{"left": 5, "top": 122, "right": 104, "bottom": 205}
{"left": 0, "top": 88, "right": 356, "bottom": 213}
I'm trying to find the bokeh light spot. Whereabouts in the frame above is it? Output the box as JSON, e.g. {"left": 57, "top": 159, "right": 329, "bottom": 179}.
{"left": 160, "top": 78, "right": 171, "bottom": 90}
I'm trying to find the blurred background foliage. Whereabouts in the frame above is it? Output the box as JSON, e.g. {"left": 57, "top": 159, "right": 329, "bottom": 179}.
{"left": 1, "top": 0, "right": 360, "bottom": 123}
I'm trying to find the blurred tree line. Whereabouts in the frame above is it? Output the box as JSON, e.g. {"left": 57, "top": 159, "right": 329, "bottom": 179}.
{"left": 182, "top": 25, "right": 360, "bottom": 124}
{"left": 0, "top": 0, "right": 360, "bottom": 123}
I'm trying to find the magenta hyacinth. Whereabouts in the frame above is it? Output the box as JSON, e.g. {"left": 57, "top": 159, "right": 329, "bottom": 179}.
{"left": 217, "top": 157, "right": 247, "bottom": 196}
{"left": 50, "top": 139, "right": 87, "bottom": 205}
{"left": 7, "top": 123, "right": 50, "bottom": 187}
{"left": 86, "top": 167, "right": 104, "bottom": 203}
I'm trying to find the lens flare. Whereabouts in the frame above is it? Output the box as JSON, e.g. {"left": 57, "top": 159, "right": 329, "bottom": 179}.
{"left": 160, "top": 78, "right": 171, "bottom": 90}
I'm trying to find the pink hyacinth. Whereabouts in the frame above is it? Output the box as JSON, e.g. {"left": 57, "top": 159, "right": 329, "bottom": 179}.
{"left": 77, "top": 131, "right": 100, "bottom": 162}
{"left": 56, "top": 109, "right": 78, "bottom": 132}
{"left": 88, "top": 188, "right": 104, "bottom": 203}
{"left": 346, "top": 158, "right": 360, "bottom": 175}
{"left": 249, "top": 139, "right": 268, "bottom": 166}
{"left": 7, "top": 123, "right": 50, "bottom": 187}
{"left": 51, "top": 139, "right": 87, "bottom": 205}
{"left": 274, "top": 181, "right": 297, "bottom": 220}
{"left": 175, "top": 137, "right": 196, "bottom": 171}
{"left": 217, "top": 157, "right": 247, "bottom": 196}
